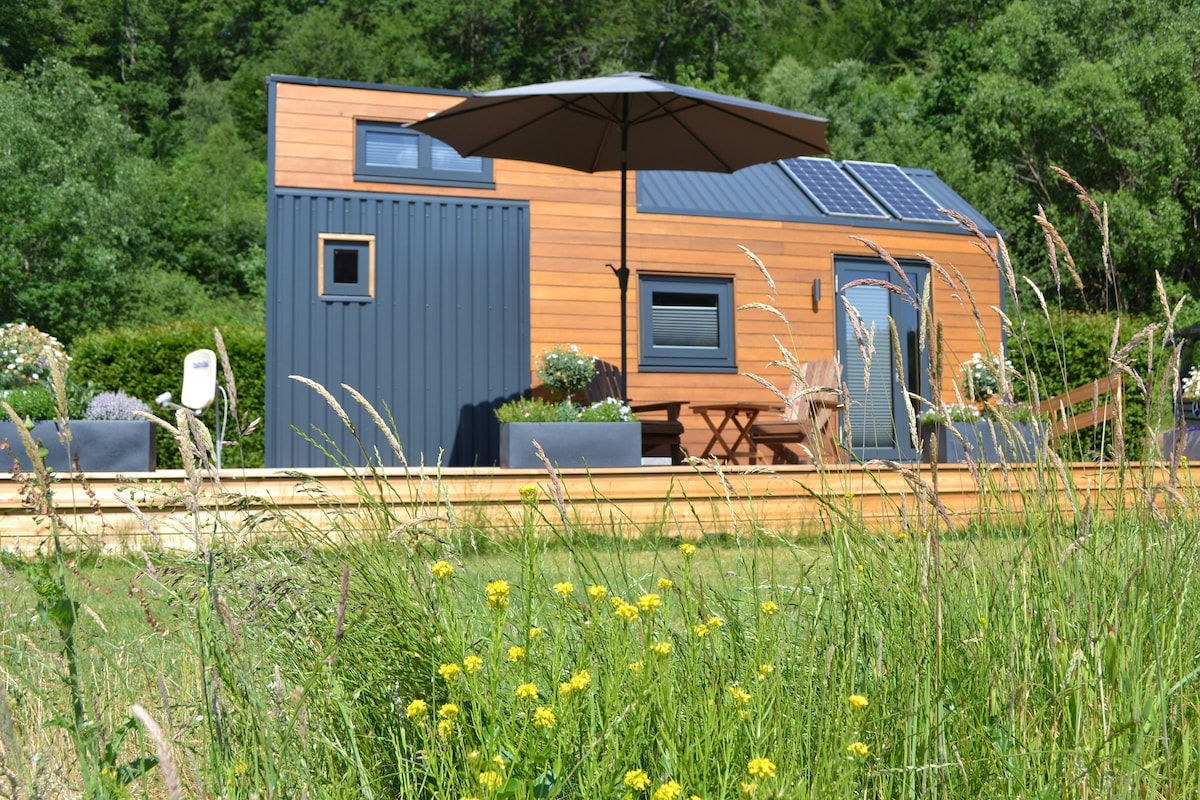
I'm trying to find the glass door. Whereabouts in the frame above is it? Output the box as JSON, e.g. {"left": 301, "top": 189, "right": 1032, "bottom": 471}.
{"left": 835, "top": 257, "right": 930, "bottom": 462}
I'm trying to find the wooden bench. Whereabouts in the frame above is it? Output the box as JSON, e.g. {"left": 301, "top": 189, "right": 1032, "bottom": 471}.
{"left": 584, "top": 361, "right": 688, "bottom": 464}
{"left": 1037, "top": 374, "right": 1122, "bottom": 438}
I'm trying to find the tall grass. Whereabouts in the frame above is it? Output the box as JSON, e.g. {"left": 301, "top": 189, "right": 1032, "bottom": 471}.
{"left": 2, "top": 173, "right": 1200, "bottom": 799}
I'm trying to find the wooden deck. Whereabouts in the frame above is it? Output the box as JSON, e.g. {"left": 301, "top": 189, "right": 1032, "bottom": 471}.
{"left": 0, "top": 460, "right": 1187, "bottom": 553}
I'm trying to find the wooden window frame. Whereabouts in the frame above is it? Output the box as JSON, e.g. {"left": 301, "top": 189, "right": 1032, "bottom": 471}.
{"left": 318, "top": 233, "right": 376, "bottom": 302}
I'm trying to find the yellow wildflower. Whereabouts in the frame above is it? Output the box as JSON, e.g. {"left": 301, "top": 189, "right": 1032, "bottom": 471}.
{"left": 846, "top": 741, "right": 869, "bottom": 758}
{"left": 519, "top": 483, "right": 539, "bottom": 503}
{"left": 693, "top": 622, "right": 710, "bottom": 638}
{"left": 740, "top": 780, "right": 757, "bottom": 796}
{"left": 515, "top": 682, "right": 539, "bottom": 701}
{"left": 757, "top": 664, "right": 774, "bottom": 681}
{"left": 461, "top": 797, "right": 480, "bottom": 800}
{"left": 431, "top": 560, "right": 454, "bottom": 580}
{"left": 629, "top": 661, "right": 644, "bottom": 673}
{"left": 624, "top": 770, "right": 651, "bottom": 791}
{"left": 747, "top": 757, "right": 776, "bottom": 779}
{"left": 637, "top": 593, "right": 663, "bottom": 613}
{"left": 437, "top": 662, "right": 462, "bottom": 681}
{"left": 404, "top": 698, "right": 428, "bottom": 719}
{"left": 559, "top": 668, "right": 591, "bottom": 696}
{"left": 729, "top": 685, "right": 751, "bottom": 704}
{"left": 492, "top": 754, "right": 507, "bottom": 770}
{"left": 485, "top": 580, "right": 510, "bottom": 609}
{"left": 760, "top": 600, "right": 779, "bottom": 616}
{"left": 848, "top": 694, "right": 868, "bottom": 710}
{"left": 707, "top": 616, "right": 723, "bottom": 628}
{"left": 479, "top": 769, "right": 504, "bottom": 790}
{"left": 553, "top": 581, "right": 574, "bottom": 598}
{"left": 508, "top": 645, "right": 526, "bottom": 662}
{"left": 615, "top": 602, "right": 640, "bottom": 623}
{"left": 651, "top": 641, "right": 672, "bottom": 657}
{"left": 679, "top": 542, "right": 697, "bottom": 556}
{"left": 463, "top": 655, "right": 483, "bottom": 674}
{"left": 528, "top": 626, "right": 544, "bottom": 639}
{"left": 652, "top": 780, "right": 683, "bottom": 800}
{"left": 587, "top": 584, "right": 608, "bottom": 601}
{"left": 658, "top": 577, "right": 674, "bottom": 590}
{"left": 437, "top": 718, "right": 455, "bottom": 736}
{"left": 533, "top": 706, "right": 556, "bottom": 729}
{"left": 438, "top": 703, "right": 459, "bottom": 719}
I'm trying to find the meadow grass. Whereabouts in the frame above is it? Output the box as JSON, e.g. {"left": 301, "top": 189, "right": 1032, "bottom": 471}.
{"left": 3, "top": 174, "right": 1200, "bottom": 799}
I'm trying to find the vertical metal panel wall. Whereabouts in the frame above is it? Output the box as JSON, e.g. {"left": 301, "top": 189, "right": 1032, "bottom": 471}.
{"left": 266, "top": 189, "right": 530, "bottom": 468}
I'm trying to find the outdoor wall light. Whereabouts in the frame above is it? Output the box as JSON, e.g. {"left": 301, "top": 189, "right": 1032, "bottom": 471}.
{"left": 812, "top": 278, "right": 822, "bottom": 303}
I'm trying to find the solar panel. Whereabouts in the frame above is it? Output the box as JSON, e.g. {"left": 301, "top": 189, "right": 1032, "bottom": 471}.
{"left": 843, "top": 161, "right": 950, "bottom": 224}
{"left": 779, "top": 157, "right": 889, "bottom": 219}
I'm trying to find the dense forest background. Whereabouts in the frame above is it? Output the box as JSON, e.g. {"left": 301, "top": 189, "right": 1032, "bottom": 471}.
{"left": 2, "top": 0, "right": 1198, "bottom": 345}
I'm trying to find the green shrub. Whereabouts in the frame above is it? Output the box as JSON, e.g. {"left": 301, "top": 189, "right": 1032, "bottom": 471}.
{"left": 1009, "top": 309, "right": 1162, "bottom": 459}
{"left": 2, "top": 385, "right": 59, "bottom": 421}
{"left": 70, "top": 320, "right": 265, "bottom": 469}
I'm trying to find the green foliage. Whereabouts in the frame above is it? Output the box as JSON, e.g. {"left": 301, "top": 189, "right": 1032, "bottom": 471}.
{"left": 1009, "top": 308, "right": 1162, "bottom": 459}
{"left": 70, "top": 320, "right": 266, "bottom": 468}
{"left": 2, "top": 385, "right": 59, "bottom": 422}
{"left": 536, "top": 345, "right": 597, "bottom": 399}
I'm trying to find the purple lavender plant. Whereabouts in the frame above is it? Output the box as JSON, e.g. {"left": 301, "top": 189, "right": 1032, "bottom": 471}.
{"left": 84, "top": 391, "right": 151, "bottom": 421}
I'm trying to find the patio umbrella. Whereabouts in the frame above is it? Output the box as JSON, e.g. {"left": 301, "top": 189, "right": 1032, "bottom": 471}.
{"left": 408, "top": 71, "right": 829, "bottom": 396}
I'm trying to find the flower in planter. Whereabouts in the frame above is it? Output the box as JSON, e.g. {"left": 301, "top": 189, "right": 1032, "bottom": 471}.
{"left": 919, "top": 403, "right": 982, "bottom": 425}
{"left": 960, "top": 352, "right": 1013, "bottom": 403}
{"left": 0, "top": 322, "right": 69, "bottom": 390}
{"left": 84, "top": 391, "right": 151, "bottom": 421}
{"left": 495, "top": 346, "right": 637, "bottom": 424}
{"left": 1183, "top": 366, "right": 1200, "bottom": 401}
{"left": 536, "top": 344, "right": 596, "bottom": 401}
{"left": 579, "top": 397, "right": 636, "bottom": 422}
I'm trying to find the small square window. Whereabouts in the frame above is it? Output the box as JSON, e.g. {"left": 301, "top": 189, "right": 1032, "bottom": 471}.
{"left": 639, "top": 275, "right": 736, "bottom": 372}
{"left": 355, "top": 121, "right": 494, "bottom": 187}
{"left": 318, "top": 234, "right": 375, "bottom": 301}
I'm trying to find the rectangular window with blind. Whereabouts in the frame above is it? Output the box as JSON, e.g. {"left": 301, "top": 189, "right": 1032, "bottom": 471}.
{"left": 355, "top": 121, "right": 494, "bottom": 188}
{"left": 638, "top": 275, "right": 736, "bottom": 372}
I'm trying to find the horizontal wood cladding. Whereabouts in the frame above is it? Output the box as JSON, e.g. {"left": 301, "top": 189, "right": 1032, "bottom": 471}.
{"left": 272, "top": 80, "right": 1005, "bottom": 446}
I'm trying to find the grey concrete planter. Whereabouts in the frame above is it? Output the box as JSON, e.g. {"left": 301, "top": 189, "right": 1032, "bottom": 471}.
{"left": 0, "top": 420, "right": 157, "bottom": 473}
{"left": 499, "top": 422, "right": 641, "bottom": 468}
{"left": 923, "top": 420, "right": 1038, "bottom": 464}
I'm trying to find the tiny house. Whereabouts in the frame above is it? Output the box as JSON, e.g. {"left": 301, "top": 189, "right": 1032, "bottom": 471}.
{"left": 265, "top": 75, "right": 1003, "bottom": 468}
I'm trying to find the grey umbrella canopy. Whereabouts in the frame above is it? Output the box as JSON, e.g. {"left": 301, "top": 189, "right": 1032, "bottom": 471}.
{"left": 409, "top": 72, "right": 829, "bottom": 394}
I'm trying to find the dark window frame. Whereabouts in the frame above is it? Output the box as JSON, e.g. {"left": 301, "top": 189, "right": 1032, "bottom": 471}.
{"left": 638, "top": 274, "right": 736, "bottom": 372}
{"left": 318, "top": 233, "right": 375, "bottom": 302}
{"left": 354, "top": 121, "right": 495, "bottom": 188}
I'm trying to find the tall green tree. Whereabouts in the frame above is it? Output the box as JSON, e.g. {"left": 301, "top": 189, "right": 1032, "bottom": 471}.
{"left": 0, "top": 62, "right": 157, "bottom": 341}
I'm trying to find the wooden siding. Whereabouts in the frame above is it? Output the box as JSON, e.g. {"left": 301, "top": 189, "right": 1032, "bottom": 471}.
{"left": 272, "top": 80, "right": 1004, "bottom": 460}
{"left": 0, "top": 461, "right": 1166, "bottom": 552}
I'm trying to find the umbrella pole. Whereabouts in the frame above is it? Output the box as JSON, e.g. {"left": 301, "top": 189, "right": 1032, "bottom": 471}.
{"left": 618, "top": 114, "right": 629, "bottom": 399}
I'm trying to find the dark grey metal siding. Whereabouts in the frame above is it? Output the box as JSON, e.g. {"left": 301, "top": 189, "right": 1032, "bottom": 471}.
{"left": 266, "top": 189, "right": 530, "bottom": 468}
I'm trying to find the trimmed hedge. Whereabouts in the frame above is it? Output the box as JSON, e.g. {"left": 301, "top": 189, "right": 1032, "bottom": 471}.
{"left": 70, "top": 321, "right": 265, "bottom": 469}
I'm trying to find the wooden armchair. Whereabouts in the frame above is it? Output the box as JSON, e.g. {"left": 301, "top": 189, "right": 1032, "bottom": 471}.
{"left": 748, "top": 360, "right": 844, "bottom": 465}
{"left": 584, "top": 361, "right": 688, "bottom": 464}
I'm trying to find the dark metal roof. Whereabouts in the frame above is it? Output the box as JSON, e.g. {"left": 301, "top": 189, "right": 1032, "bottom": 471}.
{"left": 637, "top": 161, "right": 997, "bottom": 236}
